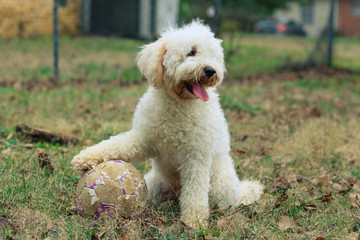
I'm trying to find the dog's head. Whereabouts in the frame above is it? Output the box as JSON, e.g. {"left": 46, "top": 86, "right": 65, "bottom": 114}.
{"left": 137, "top": 21, "right": 225, "bottom": 102}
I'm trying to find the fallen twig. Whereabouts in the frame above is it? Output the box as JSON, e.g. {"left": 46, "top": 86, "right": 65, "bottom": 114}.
{"left": 15, "top": 124, "right": 83, "bottom": 145}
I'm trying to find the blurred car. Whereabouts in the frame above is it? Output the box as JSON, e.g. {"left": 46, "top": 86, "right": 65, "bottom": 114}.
{"left": 254, "top": 18, "right": 306, "bottom": 36}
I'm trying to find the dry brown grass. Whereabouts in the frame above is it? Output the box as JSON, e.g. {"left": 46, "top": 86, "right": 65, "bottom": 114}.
{"left": 273, "top": 118, "right": 360, "bottom": 167}
{"left": 1, "top": 77, "right": 360, "bottom": 238}
{"left": 1, "top": 35, "right": 360, "bottom": 239}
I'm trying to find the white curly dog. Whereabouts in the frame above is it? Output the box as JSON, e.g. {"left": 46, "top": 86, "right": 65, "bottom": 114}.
{"left": 71, "top": 21, "right": 263, "bottom": 229}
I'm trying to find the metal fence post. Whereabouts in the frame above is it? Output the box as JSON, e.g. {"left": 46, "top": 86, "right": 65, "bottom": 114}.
{"left": 327, "top": 0, "right": 335, "bottom": 68}
{"left": 53, "top": 0, "right": 59, "bottom": 80}
{"left": 212, "top": 0, "right": 220, "bottom": 37}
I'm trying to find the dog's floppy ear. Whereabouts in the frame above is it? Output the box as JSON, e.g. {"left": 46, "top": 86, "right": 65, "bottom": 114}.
{"left": 137, "top": 40, "right": 166, "bottom": 88}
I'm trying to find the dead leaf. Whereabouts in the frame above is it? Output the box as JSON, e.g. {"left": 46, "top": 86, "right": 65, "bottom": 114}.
{"left": 318, "top": 174, "right": 331, "bottom": 186}
{"left": 353, "top": 184, "right": 360, "bottom": 193}
{"left": 309, "top": 107, "right": 322, "bottom": 117}
{"left": 241, "top": 157, "right": 251, "bottom": 167}
{"left": 107, "top": 103, "right": 115, "bottom": 110}
{"left": 303, "top": 203, "right": 319, "bottom": 212}
{"left": 119, "top": 232, "right": 128, "bottom": 240}
{"left": 13, "top": 81, "right": 21, "bottom": 90}
{"left": 277, "top": 216, "right": 293, "bottom": 231}
{"left": 338, "top": 180, "right": 356, "bottom": 195}
{"left": 349, "top": 193, "right": 360, "bottom": 208}
{"left": 37, "top": 152, "right": 54, "bottom": 173}
{"left": 340, "top": 179, "right": 355, "bottom": 187}
{"left": 120, "top": 100, "right": 126, "bottom": 107}
{"left": 236, "top": 148, "right": 248, "bottom": 156}
{"left": 268, "top": 173, "right": 290, "bottom": 194}
{"left": 317, "top": 193, "right": 333, "bottom": 203}
{"left": 331, "top": 183, "right": 343, "bottom": 193}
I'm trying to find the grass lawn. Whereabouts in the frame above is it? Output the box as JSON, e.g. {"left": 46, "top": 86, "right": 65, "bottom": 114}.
{"left": 0, "top": 34, "right": 360, "bottom": 239}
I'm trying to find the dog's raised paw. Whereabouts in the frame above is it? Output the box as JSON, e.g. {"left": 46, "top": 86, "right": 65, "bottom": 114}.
{"left": 70, "top": 153, "right": 97, "bottom": 171}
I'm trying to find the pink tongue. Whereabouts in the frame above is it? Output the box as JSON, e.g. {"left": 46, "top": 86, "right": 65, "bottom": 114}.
{"left": 192, "top": 83, "right": 209, "bottom": 102}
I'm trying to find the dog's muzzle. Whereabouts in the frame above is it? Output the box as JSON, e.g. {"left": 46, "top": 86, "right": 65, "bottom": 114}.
{"left": 182, "top": 66, "right": 218, "bottom": 102}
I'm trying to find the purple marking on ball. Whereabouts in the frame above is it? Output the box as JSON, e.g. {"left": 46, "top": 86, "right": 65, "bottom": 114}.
{"left": 87, "top": 170, "right": 94, "bottom": 175}
{"left": 77, "top": 204, "right": 83, "bottom": 213}
{"left": 112, "top": 160, "right": 124, "bottom": 164}
{"left": 101, "top": 204, "right": 114, "bottom": 211}
{"left": 95, "top": 204, "right": 115, "bottom": 217}
{"left": 133, "top": 177, "right": 138, "bottom": 182}
{"left": 122, "top": 188, "right": 126, "bottom": 195}
{"left": 131, "top": 191, "right": 136, "bottom": 195}
{"left": 84, "top": 182, "right": 88, "bottom": 187}
{"left": 89, "top": 183, "right": 97, "bottom": 189}
{"left": 118, "top": 178, "right": 123, "bottom": 184}
{"left": 98, "top": 175, "right": 104, "bottom": 182}
{"left": 95, "top": 209, "right": 100, "bottom": 217}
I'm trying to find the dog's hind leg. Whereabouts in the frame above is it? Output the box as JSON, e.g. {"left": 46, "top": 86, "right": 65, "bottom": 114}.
{"left": 144, "top": 164, "right": 180, "bottom": 203}
{"left": 71, "top": 130, "right": 151, "bottom": 171}
{"left": 209, "top": 154, "right": 264, "bottom": 209}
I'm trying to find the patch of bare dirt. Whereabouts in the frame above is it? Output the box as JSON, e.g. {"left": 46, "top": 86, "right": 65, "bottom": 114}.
{"left": 0, "top": 77, "right": 146, "bottom": 91}
{"left": 237, "top": 67, "right": 358, "bottom": 83}
{"left": 0, "top": 78, "right": 60, "bottom": 91}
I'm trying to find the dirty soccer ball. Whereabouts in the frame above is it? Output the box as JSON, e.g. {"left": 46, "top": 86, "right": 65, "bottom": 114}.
{"left": 76, "top": 160, "right": 148, "bottom": 218}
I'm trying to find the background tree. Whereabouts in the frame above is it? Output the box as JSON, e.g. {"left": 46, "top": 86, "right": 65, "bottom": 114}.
{"left": 179, "top": 0, "right": 305, "bottom": 33}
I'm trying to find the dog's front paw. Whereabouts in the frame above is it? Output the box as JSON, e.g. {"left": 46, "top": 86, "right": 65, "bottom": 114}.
{"left": 71, "top": 154, "right": 92, "bottom": 171}
{"left": 71, "top": 149, "right": 104, "bottom": 171}
{"left": 238, "top": 180, "right": 264, "bottom": 205}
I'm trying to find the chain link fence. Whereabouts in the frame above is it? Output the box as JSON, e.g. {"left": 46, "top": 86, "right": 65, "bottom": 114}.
{"left": 0, "top": 0, "right": 359, "bottom": 86}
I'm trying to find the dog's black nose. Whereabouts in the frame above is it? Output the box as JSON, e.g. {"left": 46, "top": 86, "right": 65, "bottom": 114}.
{"left": 204, "top": 66, "right": 216, "bottom": 77}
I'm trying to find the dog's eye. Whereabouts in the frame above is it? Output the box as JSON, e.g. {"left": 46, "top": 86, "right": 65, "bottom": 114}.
{"left": 187, "top": 49, "right": 196, "bottom": 57}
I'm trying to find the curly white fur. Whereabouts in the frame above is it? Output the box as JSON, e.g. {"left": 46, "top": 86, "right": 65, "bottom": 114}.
{"left": 71, "top": 20, "right": 263, "bottom": 229}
